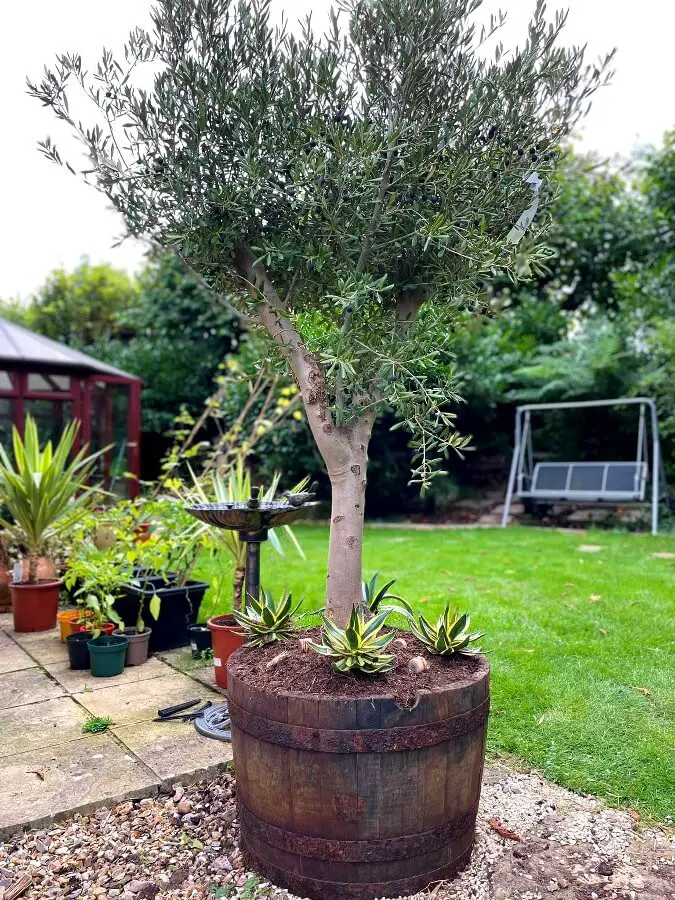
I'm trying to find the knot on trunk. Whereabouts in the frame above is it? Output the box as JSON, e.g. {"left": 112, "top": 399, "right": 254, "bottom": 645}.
{"left": 350, "top": 464, "right": 361, "bottom": 476}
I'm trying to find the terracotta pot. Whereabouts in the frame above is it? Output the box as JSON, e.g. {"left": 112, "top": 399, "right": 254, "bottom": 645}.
{"left": 208, "top": 615, "right": 245, "bottom": 690}
{"left": 134, "top": 522, "right": 151, "bottom": 544}
{"left": 10, "top": 580, "right": 62, "bottom": 632}
{"left": 0, "top": 563, "right": 11, "bottom": 614}
{"left": 57, "top": 608, "right": 82, "bottom": 642}
{"left": 19, "top": 557, "right": 58, "bottom": 582}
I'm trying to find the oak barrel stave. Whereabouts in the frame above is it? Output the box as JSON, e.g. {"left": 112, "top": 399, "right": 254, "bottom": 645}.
{"left": 229, "top": 653, "right": 489, "bottom": 900}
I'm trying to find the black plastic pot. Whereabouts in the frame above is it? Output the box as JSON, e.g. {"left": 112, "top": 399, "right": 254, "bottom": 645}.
{"left": 187, "top": 624, "right": 212, "bottom": 657}
{"left": 66, "top": 631, "right": 91, "bottom": 670}
{"left": 113, "top": 578, "right": 209, "bottom": 652}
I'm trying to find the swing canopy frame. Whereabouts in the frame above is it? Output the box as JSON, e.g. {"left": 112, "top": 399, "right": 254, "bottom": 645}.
{"left": 501, "top": 397, "right": 665, "bottom": 535}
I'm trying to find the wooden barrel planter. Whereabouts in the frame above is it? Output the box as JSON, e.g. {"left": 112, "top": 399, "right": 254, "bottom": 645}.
{"left": 228, "top": 651, "right": 489, "bottom": 900}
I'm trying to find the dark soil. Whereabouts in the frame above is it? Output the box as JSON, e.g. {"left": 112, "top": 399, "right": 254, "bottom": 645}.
{"left": 229, "top": 628, "right": 487, "bottom": 705}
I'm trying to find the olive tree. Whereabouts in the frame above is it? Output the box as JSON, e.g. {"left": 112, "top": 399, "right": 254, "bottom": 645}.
{"left": 30, "top": 0, "right": 611, "bottom": 625}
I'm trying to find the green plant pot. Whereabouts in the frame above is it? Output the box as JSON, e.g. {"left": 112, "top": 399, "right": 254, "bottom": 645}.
{"left": 87, "top": 634, "right": 129, "bottom": 678}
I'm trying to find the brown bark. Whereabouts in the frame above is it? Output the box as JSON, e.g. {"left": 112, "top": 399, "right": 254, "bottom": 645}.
{"left": 325, "top": 415, "right": 374, "bottom": 626}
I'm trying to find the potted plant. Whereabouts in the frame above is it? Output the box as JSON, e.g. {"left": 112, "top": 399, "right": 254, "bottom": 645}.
{"left": 187, "top": 624, "right": 212, "bottom": 657}
{"left": 87, "top": 632, "right": 130, "bottom": 677}
{"left": 63, "top": 554, "right": 131, "bottom": 674}
{"left": 64, "top": 545, "right": 128, "bottom": 632}
{"left": 35, "top": 1, "right": 608, "bottom": 893}
{"left": 0, "top": 416, "right": 104, "bottom": 632}
{"left": 111, "top": 497, "right": 210, "bottom": 652}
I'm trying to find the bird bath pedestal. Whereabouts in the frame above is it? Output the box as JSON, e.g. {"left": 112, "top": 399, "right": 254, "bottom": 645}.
{"left": 185, "top": 495, "right": 315, "bottom": 605}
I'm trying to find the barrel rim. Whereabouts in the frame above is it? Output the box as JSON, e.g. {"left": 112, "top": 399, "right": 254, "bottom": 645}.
{"left": 228, "top": 649, "right": 489, "bottom": 706}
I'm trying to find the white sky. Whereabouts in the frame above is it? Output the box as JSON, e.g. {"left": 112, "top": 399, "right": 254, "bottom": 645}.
{"left": 1, "top": 0, "right": 673, "bottom": 301}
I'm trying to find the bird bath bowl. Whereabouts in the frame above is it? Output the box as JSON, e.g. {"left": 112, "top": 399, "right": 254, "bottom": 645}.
{"left": 185, "top": 495, "right": 317, "bottom": 605}
{"left": 184, "top": 500, "right": 312, "bottom": 534}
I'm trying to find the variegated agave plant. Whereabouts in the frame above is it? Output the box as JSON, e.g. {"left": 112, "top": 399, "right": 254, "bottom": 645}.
{"left": 362, "top": 573, "right": 413, "bottom": 618}
{"left": 232, "top": 588, "right": 301, "bottom": 647}
{"left": 408, "top": 606, "right": 484, "bottom": 656}
{"left": 307, "top": 607, "right": 395, "bottom": 675}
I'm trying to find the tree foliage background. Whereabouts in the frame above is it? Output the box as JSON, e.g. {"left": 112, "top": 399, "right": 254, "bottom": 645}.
{"left": 2, "top": 132, "right": 673, "bottom": 506}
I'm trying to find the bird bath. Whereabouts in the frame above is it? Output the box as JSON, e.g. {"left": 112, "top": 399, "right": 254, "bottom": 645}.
{"left": 185, "top": 493, "right": 316, "bottom": 604}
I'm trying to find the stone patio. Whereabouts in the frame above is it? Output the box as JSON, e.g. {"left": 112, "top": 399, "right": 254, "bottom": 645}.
{"left": 0, "top": 614, "right": 232, "bottom": 838}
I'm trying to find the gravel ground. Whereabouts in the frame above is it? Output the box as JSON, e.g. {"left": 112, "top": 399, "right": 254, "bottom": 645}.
{"left": 0, "top": 763, "right": 672, "bottom": 900}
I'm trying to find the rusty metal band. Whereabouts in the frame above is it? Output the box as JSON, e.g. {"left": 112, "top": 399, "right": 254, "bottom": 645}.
{"left": 241, "top": 840, "right": 474, "bottom": 900}
{"left": 229, "top": 695, "right": 489, "bottom": 752}
{"left": 238, "top": 798, "right": 478, "bottom": 862}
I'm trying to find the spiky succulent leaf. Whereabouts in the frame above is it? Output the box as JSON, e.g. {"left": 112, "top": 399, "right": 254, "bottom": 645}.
{"left": 361, "top": 573, "right": 414, "bottom": 619}
{"left": 308, "top": 607, "right": 396, "bottom": 675}
{"left": 408, "top": 604, "right": 484, "bottom": 656}
{"left": 232, "top": 588, "right": 301, "bottom": 647}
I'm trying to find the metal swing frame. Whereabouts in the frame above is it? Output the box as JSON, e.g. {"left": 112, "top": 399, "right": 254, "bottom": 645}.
{"left": 501, "top": 397, "right": 666, "bottom": 535}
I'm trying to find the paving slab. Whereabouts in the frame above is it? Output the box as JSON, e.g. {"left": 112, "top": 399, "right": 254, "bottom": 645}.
{"left": 3, "top": 631, "right": 66, "bottom": 666}
{"left": 45, "top": 655, "right": 173, "bottom": 694}
{"left": 0, "top": 668, "right": 65, "bottom": 710}
{"left": 10, "top": 625, "right": 60, "bottom": 648}
{"left": 157, "top": 647, "right": 224, "bottom": 693}
{"left": 76, "top": 672, "right": 220, "bottom": 725}
{"left": 0, "top": 696, "right": 88, "bottom": 757}
{"left": 0, "top": 733, "right": 160, "bottom": 837}
{"left": 0, "top": 633, "right": 38, "bottom": 674}
{"left": 0, "top": 612, "right": 13, "bottom": 632}
{"left": 113, "top": 718, "right": 232, "bottom": 787}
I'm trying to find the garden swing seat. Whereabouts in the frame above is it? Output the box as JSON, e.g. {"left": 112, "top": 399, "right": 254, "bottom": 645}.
{"left": 501, "top": 398, "right": 666, "bottom": 534}
{"left": 522, "top": 461, "right": 647, "bottom": 503}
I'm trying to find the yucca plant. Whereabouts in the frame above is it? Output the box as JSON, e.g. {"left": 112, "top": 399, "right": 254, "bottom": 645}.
{"left": 0, "top": 416, "right": 105, "bottom": 582}
{"left": 362, "top": 573, "right": 413, "bottom": 618}
{"left": 408, "top": 606, "right": 484, "bottom": 657}
{"left": 307, "top": 607, "right": 395, "bottom": 675}
{"left": 232, "top": 588, "right": 301, "bottom": 647}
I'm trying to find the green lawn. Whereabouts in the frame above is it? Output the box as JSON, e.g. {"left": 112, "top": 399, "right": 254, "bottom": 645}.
{"left": 194, "top": 525, "right": 675, "bottom": 820}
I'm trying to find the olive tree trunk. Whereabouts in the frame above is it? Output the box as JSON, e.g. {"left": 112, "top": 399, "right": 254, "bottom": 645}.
{"left": 324, "top": 419, "right": 374, "bottom": 624}
{"left": 238, "top": 249, "right": 375, "bottom": 627}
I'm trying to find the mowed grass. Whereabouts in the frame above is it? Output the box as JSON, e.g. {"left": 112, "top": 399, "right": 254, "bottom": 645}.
{"left": 194, "top": 525, "right": 675, "bottom": 820}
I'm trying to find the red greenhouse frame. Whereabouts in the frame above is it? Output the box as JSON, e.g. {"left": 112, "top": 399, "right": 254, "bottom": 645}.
{"left": 0, "top": 317, "right": 142, "bottom": 498}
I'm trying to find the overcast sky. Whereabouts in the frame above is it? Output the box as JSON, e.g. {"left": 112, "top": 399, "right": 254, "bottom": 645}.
{"left": 2, "top": 0, "right": 673, "bottom": 301}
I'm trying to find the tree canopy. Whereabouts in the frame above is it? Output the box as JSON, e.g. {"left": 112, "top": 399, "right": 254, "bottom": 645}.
{"left": 30, "top": 0, "right": 612, "bottom": 622}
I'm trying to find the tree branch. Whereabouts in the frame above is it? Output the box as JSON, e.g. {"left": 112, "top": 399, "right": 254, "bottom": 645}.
{"left": 234, "top": 246, "right": 349, "bottom": 469}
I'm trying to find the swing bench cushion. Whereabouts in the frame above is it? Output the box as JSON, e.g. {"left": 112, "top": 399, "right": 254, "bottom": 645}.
{"left": 521, "top": 461, "right": 647, "bottom": 502}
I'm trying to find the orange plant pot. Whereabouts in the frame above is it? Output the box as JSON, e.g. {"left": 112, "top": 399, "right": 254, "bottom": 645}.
{"left": 57, "top": 609, "right": 83, "bottom": 642}
{"left": 208, "top": 615, "right": 246, "bottom": 690}
{"left": 10, "top": 580, "right": 62, "bottom": 632}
